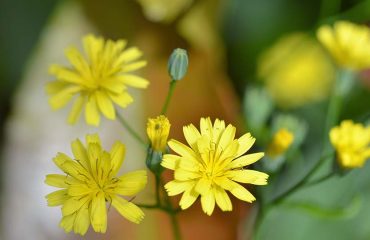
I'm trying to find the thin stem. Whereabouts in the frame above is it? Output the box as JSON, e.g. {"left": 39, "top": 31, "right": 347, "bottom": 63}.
{"left": 116, "top": 111, "right": 147, "bottom": 147}
{"left": 252, "top": 204, "right": 267, "bottom": 240}
{"left": 169, "top": 212, "right": 181, "bottom": 240}
{"left": 155, "top": 174, "right": 161, "bottom": 206}
{"left": 272, "top": 154, "right": 331, "bottom": 205}
{"left": 161, "top": 80, "right": 177, "bottom": 115}
{"left": 304, "top": 171, "right": 336, "bottom": 188}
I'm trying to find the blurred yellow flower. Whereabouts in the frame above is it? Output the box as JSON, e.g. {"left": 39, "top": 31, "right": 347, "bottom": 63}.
{"left": 258, "top": 33, "right": 334, "bottom": 109}
{"left": 317, "top": 21, "right": 370, "bottom": 70}
{"left": 137, "top": 0, "right": 193, "bottom": 23}
{"left": 267, "top": 128, "right": 294, "bottom": 157}
{"left": 147, "top": 115, "right": 171, "bottom": 152}
{"left": 330, "top": 120, "right": 370, "bottom": 168}
{"left": 45, "top": 134, "right": 147, "bottom": 235}
{"left": 47, "top": 34, "right": 149, "bottom": 126}
{"left": 161, "top": 117, "right": 268, "bottom": 215}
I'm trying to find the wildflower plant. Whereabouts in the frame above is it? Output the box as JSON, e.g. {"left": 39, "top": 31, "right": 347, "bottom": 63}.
{"left": 44, "top": 20, "right": 370, "bottom": 239}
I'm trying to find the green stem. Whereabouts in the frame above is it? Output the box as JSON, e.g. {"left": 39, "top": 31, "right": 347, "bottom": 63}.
{"left": 304, "top": 171, "right": 336, "bottom": 188}
{"left": 252, "top": 204, "right": 267, "bottom": 240}
{"left": 161, "top": 80, "right": 177, "bottom": 115}
{"left": 155, "top": 174, "right": 161, "bottom": 206}
{"left": 116, "top": 111, "right": 147, "bottom": 147}
{"left": 136, "top": 174, "right": 181, "bottom": 240}
{"left": 272, "top": 156, "right": 328, "bottom": 205}
{"left": 169, "top": 212, "right": 181, "bottom": 240}
{"left": 323, "top": 69, "right": 354, "bottom": 154}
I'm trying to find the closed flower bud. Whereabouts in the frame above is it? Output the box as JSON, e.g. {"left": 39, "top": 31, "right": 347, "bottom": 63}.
{"left": 146, "top": 148, "right": 165, "bottom": 174}
{"left": 168, "top": 48, "right": 188, "bottom": 81}
{"left": 147, "top": 115, "right": 171, "bottom": 152}
{"left": 267, "top": 128, "right": 294, "bottom": 157}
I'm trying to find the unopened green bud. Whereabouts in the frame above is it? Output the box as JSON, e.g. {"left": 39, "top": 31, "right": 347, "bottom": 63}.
{"left": 146, "top": 148, "right": 165, "bottom": 175}
{"left": 168, "top": 48, "right": 188, "bottom": 81}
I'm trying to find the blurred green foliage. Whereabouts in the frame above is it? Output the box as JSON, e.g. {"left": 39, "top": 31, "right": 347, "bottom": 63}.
{"left": 0, "top": 0, "right": 58, "bottom": 145}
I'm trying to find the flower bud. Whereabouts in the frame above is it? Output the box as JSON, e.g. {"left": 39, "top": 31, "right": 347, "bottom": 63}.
{"left": 168, "top": 48, "right": 188, "bottom": 81}
{"left": 146, "top": 115, "right": 171, "bottom": 152}
{"left": 146, "top": 148, "right": 165, "bottom": 174}
{"left": 267, "top": 128, "right": 294, "bottom": 157}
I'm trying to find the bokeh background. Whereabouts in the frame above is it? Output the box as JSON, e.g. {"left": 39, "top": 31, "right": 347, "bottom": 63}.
{"left": 1, "top": 0, "right": 370, "bottom": 239}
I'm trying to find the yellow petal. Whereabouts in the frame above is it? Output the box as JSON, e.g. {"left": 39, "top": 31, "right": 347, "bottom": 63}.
{"left": 48, "top": 86, "right": 80, "bottom": 110}
{"left": 110, "top": 141, "right": 126, "bottom": 175}
{"left": 213, "top": 186, "right": 232, "bottom": 211}
{"left": 68, "top": 184, "right": 93, "bottom": 196}
{"left": 212, "top": 119, "right": 226, "bottom": 142}
{"left": 215, "top": 177, "right": 256, "bottom": 203}
{"left": 67, "top": 95, "right": 85, "bottom": 124}
{"left": 83, "top": 34, "right": 106, "bottom": 66}
{"left": 108, "top": 91, "right": 133, "bottom": 108}
{"left": 227, "top": 170, "right": 269, "bottom": 185}
{"left": 87, "top": 142, "right": 102, "bottom": 179}
{"left": 183, "top": 124, "right": 201, "bottom": 149}
{"left": 168, "top": 139, "right": 197, "bottom": 160}
{"left": 71, "top": 138, "right": 89, "bottom": 169}
{"left": 45, "top": 174, "right": 68, "bottom": 188}
{"left": 53, "top": 152, "right": 73, "bottom": 168}
{"left": 228, "top": 153, "right": 264, "bottom": 169}
{"left": 65, "top": 47, "right": 91, "bottom": 78}
{"left": 179, "top": 186, "right": 199, "bottom": 210}
{"left": 96, "top": 91, "right": 116, "bottom": 120}
{"left": 85, "top": 95, "right": 100, "bottom": 126}
{"left": 218, "top": 124, "right": 236, "bottom": 150}
{"left": 112, "top": 196, "right": 144, "bottom": 224}
{"left": 73, "top": 203, "right": 90, "bottom": 235}
{"left": 200, "top": 190, "right": 216, "bottom": 216}
{"left": 116, "top": 74, "right": 149, "bottom": 88}
{"left": 49, "top": 65, "right": 83, "bottom": 84}
{"left": 100, "top": 78, "right": 126, "bottom": 94}
{"left": 115, "top": 170, "right": 147, "bottom": 196}
{"left": 119, "top": 47, "right": 143, "bottom": 63}
{"left": 161, "top": 154, "right": 181, "bottom": 170}
{"left": 164, "top": 180, "right": 195, "bottom": 196}
{"left": 90, "top": 191, "right": 107, "bottom": 233}
{"left": 194, "top": 178, "right": 211, "bottom": 194}
{"left": 45, "top": 189, "right": 68, "bottom": 206}
{"left": 174, "top": 168, "right": 200, "bottom": 181}
{"left": 86, "top": 133, "right": 102, "bottom": 145}
{"left": 59, "top": 213, "right": 76, "bottom": 233}
{"left": 62, "top": 196, "right": 90, "bottom": 216}
{"left": 200, "top": 117, "right": 213, "bottom": 137}
{"left": 121, "top": 60, "right": 147, "bottom": 72}
{"left": 235, "top": 133, "right": 255, "bottom": 158}
{"left": 45, "top": 81, "right": 69, "bottom": 94}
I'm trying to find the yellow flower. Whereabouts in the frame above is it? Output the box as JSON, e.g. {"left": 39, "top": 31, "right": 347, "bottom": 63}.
{"left": 330, "top": 120, "right": 370, "bottom": 168}
{"left": 161, "top": 117, "right": 268, "bottom": 215}
{"left": 45, "top": 134, "right": 147, "bottom": 235}
{"left": 258, "top": 33, "right": 334, "bottom": 109}
{"left": 47, "top": 34, "right": 149, "bottom": 126}
{"left": 317, "top": 21, "right": 370, "bottom": 70}
{"left": 137, "top": 0, "right": 193, "bottom": 23}
{"left": 267, "top": 128, "right": 294, "bottom": 157}
{"left": 147, "top": 115, "right": 171, "bottom": 152}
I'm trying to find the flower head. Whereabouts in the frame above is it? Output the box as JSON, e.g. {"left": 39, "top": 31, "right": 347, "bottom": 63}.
{"left": 47, "top": 34, "right": 149, "bottom": 126}
{"left": 45, "top": 134, "right": 147, "bottom": 235}
{"left": 330, "top": 120, "right": 370, "bottom": 168}
{"left": 161, "top": 117, "right": 268, "bottom": 215}
{"left": 259, "top": 33, "right": 334, "bottom": 109}
{"left": 317, "top": 21, "right": 370, "bottom": 70}
{"left": 147, "top": 115, "right": 171, "bottom": 152}
{"left": 267, "top": 128, "right": 294, "bottom": 157}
